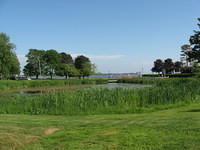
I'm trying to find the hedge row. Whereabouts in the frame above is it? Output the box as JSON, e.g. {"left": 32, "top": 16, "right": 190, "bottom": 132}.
{"left": 142, "top": 73, "right": 195, "bottom": 78}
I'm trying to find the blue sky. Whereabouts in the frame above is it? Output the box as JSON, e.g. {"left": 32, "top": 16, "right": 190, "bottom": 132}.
{"left": 0, "top": 0, "right": 199, "bottom": 73}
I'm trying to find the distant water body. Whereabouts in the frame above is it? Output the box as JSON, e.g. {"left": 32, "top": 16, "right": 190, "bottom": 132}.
{"left": 94, "top": 83, "right": 151, "bottom": 89}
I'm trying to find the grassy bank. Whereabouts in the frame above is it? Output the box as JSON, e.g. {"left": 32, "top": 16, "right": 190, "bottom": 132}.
{"left": 117, "top": 77, "right": 199, "bottom": 86}
{"left": 0, "top": 78, "right": 107, "bottom": 90}
{"left": 1, "top": 78, "right": 200, "bottom": 149}
{"left": 1, "top": 104, "right": 200, "bottom": 150}
{"left": 1, "top": 78, "right": 200, "bottom": 115}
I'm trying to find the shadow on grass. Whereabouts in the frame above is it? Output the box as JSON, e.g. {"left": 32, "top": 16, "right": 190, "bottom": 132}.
{"left": 186, "top": 109, "right": 200, "bottom": 112}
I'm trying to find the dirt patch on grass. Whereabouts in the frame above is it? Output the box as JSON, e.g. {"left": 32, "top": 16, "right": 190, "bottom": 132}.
{"left": 44, "top": 128, "right": 60, "bottom": 135}
{"left": 0, "top": 133, "right": 38, "bottom": 150}
{"left": 102, "top": 130, "right": 118, "bottom": 136}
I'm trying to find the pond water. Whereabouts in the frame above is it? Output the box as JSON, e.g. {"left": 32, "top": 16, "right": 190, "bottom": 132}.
{"left": 18, "top": 90, "right": 45, "bottom": 95}
{"left": 94, "top": 83, "right": 151, "bottom": 89}
{"left": 15, "top": 83, "right": 151, "bottom": 95}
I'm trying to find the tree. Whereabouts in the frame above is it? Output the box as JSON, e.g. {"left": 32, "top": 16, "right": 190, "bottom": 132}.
{"left": 151, "top": 59, "right": 163, "bottom": 74}
{"left": 185, "top": 18, "right": 200, "bottom": 63}
{"left": 0, "top": 33, "right": 20, "bottom": 79}
{"left": 65, "top": 64, "right": 80, "bottom": 78}
{"left": 181, "top": 66, "right": 193, "bottom": 73}
{"left": 164, "top": 58, "right": 174, "bottom": 74}
{"left": 174, "top": 61, "right": 183, "bottom": 72}
{"left": 56, "top": 52, "right": 77, "bottom": 78}
{"left": 181, "top": 44, "right": 192, "bottom": 66}
{"left": 81, "top": 62, "right": 94, "bottom": 78}
{"left": 23, "top": 63, "right": 35, "bottom": 77}
{"left": 44, "top": 49, "right": 59, "bottom": 79}
{"left": 55, "top": 64, "right": 78, "bottom": 79}
{"left": 74, "top": 55, "right": 90, "bottom": 69}
{"left": 24, "top": 49, "right": 46, "bottom": 79}
{"left": 192, "top": 62, "right": 200, "bottom": 73}
{"left": 74, "top": 55, "right": 93, "bottom": 78}
{"left": 9, "top": 53, "right": 20, "bottom": 76}
{"left": 59, "top": 52, "right": 73, "bottom": 64}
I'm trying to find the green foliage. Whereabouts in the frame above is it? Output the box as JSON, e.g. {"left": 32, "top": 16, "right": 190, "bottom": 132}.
{"left": 0, "top": 33, "right": 20, "bottom": 79}
{"left": 174, "top": 61, "right": 183, "bottom": 72}
{"left": 74, "top": 55, "right": 90, "bottom": 69}
{"left": 164, "top": 58, "right": 174, "bottom": 73}
{"left": 142, "top": 74, "right": 161, "bottom": 77}
{"left": 187, "top": 18, "right": 200, "bottom": 62}
{"left": 55, "top": 52, "right": 78, "bottom": 78}
{"left": 44, "top": 49, "right": 59, "bottom": 79}
{"left": 166, "top": 73, "right": 195, "bottom": 78}
{"left": 23, "top": 49, "right": 46, "bottom": 78}
{"left": 81, "top": 62, "right": 93, "bottom": 77}
{"left": 152, "top": 58, "right": 185, "bottom": 74}
{"left": 59, "top": 52, "right": 73, "bottom": 64}
{"left": 74, "top": 55, "right": 94, "bottom": 77}
{"left": 55, "top": 63, "right": 80, "bottom": 78}
{"left": 151, "top": 59, "right": 163, "bottom": 73}
{"left": 24, "top": 50, "right": 95, "bottom": 79}
{"left": 0, "top": 79, "right": 107, "bottom": 90}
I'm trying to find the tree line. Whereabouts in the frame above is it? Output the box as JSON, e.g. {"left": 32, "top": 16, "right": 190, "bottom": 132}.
{"left": 151, "top": 58, "right": 183, "bottom": 74}
{"left": 23, "top": 49, "right": 95, "bottom": 79}
{"left": 0, "top": 32, "right": 95, "bottom": 80}
{"left": 152, "top": 18, "right": 200, "bottom": 75}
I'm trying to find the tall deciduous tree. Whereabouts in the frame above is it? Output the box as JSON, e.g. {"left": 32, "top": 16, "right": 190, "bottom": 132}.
{"left": 55, "top": 52, "right": 76, "bottom": 78}
{"left": 44, "top": 49, "right": 59, "bottom": 79}
{"left": 181, "top": 44, "right": 192, "bottom": 66}
{"left": 59, "top": 52, "right": 73, "bottom": 64}
{"left": 74, "top": 55, "right": 94, "bottom": 78}
{"left": 174, "top": 61, "right": 183, "bottom": 72}
{"left": 56, "top": 64, "right": 79, "bottom": 78}
{"left": 164, "top": 58, "right": 174, "bottom": 74}
{"left": 151, "top": 59, "right": 163, "bottom": 74}
{"left": 24, "top": 49, "right": 45, "bottom": 79}
{"left": 0, "top": 33, "right": 20, "bottom": 79}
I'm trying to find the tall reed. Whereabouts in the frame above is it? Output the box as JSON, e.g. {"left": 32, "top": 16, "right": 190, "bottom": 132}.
{"left": 0, "top": 78, "right": 107, "bottom": 90}
{"left": 0, "top": 78, "right": 200, "bottom": 115}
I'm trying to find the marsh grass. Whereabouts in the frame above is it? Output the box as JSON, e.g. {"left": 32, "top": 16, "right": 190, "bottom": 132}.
{"left": 0, "top": 78, "right": 107, "bottom": 90}
{"left": 1, "top": 78, "right": 200, "bottom": 115}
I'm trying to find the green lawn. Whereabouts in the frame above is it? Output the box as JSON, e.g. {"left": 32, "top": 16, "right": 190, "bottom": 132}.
{"left": 1, "top": 103, "right": 200, "bottom": 150}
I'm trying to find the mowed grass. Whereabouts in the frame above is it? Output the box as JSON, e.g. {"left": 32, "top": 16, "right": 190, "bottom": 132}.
{"left": 0, "top": 103, "right": 200, "bottom": 150}
{"left": 1, "top": 78, "right": 200, "bottom": 149}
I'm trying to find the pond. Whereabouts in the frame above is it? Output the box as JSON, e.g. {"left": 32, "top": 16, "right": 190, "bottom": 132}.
{"left": 94, "top": 83, "right": 151, "bottom": 89}
{"left": 13, "top": 83, "right": 151, "bottom": 95}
